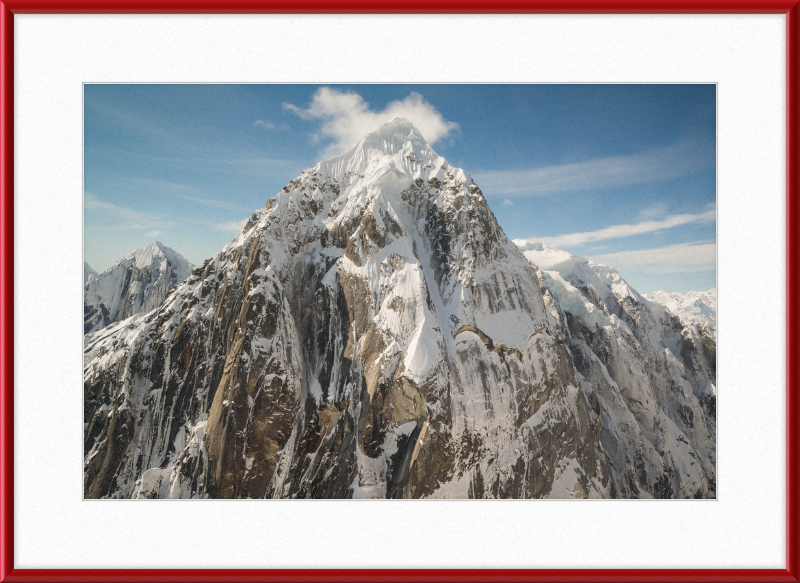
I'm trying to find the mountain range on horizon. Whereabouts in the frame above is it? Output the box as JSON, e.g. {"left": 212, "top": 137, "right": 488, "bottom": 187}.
{"left": 643, "top": 288, "right": 717, "bottom": 334}
{"left": 84, "top": 240, "right": 716, "bottom": 339}
{"left": 83, "top": 118, "right": 716, "bottom": 499}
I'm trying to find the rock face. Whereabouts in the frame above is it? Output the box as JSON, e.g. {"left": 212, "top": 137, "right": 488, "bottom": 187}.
{"left": 84, "top": 242, "right": 193, "bottom": 334}
{"left": 516, "top": 242, "right": 716, "bottom": 497}
{"left": 644, "top": 289, "right": 717, "bottom": 336}
{"left": 83, "top": 119, "right": 716, "bottom": 499}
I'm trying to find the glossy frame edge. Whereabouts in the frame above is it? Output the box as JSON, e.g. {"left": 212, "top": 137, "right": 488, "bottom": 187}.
{"left": 0, "top": 5, "right": 797, "bottom": 582}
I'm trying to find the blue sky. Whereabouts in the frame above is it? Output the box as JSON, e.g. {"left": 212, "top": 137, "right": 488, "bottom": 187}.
{"left": 84, "top": 84, "right": 716, "bottom": 293}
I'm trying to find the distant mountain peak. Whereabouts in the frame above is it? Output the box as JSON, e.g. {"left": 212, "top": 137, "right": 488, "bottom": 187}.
{"left": 644, "top": 288, "right": 717, "bottom": 332}
{"left": 84, "top": 242, "right": 193, "bottom": 334}
{"left": 116, "top": 241, "right": 190, "bottom": 273}
{"left": 84, "top": 261, "right": 98, "bottom": 284}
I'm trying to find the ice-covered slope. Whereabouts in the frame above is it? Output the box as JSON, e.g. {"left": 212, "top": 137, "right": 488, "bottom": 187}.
{"left": 83, "top": 241, "right": 193, "bottom": 334}
{"left": 516, "top": 241, "right": 716, "bottom": 497}
{"left": 644, "top": 289, "right": 716, "bottom": 333}
{"left": 84, "top": 262, "right": 98, "bottom": 284}
{"left": 83, "top": 119, "right": 715, "bottom": 499}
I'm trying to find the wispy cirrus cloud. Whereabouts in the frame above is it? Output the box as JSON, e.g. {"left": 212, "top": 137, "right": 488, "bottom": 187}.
{"left": 212, "top": 218, "right": 248, "bottom": 233}
{"left": 199, "top": 158, "right": 306, "bottom": 179}
{"left": 84, "top": 192, "right": 174, "bottom": 231}
{"left": 284, "top": 87, "right": 460, "bottom": 157}
{"left": 132, "top": 177, "right": 196, "bottom": 192}
{"left": 590, "top": 241, "right": 716, "bottom": 274}
{"left": 638, "top": 202, "right": 669, "bottom": 220}
{"left": 85, "top": 146, "right": 307, "bottom": 180}
{"left": 254, "top": 119, "right": 287, "bottom": 131}
{"left": 518, "top": 206, "right": 716, "bottom": 248}
{"left": 129, "top": 177, "right": 250, "bottom": 212}
{"left": 84, "top": 96, "right": 187, "bottom": 146}
{"left": 473, "top": 137, "right": 715, "bottom": 196}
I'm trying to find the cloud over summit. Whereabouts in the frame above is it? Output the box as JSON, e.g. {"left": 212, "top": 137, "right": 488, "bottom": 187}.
{"left": 284, "top": 87, "right": 459, "bottom": 157}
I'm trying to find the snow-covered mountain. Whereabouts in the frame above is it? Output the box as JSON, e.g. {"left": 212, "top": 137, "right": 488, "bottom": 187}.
{"left": 84, "top": 261, "right": 98, "bottom": 284}
{"left": 516, "top": 241, "right": 716, "bottom": 497}
{"left": 644, "top": 289, "right": 716, "bottom": 333}
{"left": 84, "top": 241, "right": 193, "bottom": 334}
{"left": 83, "top": 119, "right": 715, "bottom": 499}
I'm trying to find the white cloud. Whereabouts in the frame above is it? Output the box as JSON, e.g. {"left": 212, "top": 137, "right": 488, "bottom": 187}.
{"left": 520, "top": 207, "right": 716, "bottom": 248}
{"left": 124, "top": 177, "right": 250, "bottom": 211}
{"left": 84, "top": 192, "right": 174, "bottom": 230}
{"left": 284, "top": 87, "right": 459, "bottom": 157}
{"left": 502, "top": 199, "right": 513, "bottom": 206}
{"left": 213, "top": 218, "right": 248, "bottom": 233}
{"left": 638, "top": 202, "right": 669, "bottom": 220}
{"left": 590, "top": 242, "right": 716, "bottom": 274}
{"left": 473, "top": 137, "right": 715, "bottom": 195}
{"left": 146, "top": 230, "right": 162, "bottom": 238}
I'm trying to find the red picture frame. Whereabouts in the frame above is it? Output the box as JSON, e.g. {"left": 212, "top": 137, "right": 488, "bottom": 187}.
{"left": 1, "top": 4, "right": 797, "bottom": 582}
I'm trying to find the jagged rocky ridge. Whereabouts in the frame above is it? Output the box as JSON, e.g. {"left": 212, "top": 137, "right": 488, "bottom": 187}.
{"left": 83, "top": 119, "right": 716, "bottom": 499}
{"left": 84, "top": 241, "right": 193, "bottom": 334}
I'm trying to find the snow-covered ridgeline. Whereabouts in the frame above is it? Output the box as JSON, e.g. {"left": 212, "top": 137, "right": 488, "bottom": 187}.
{"left": 515, "top": 240, "right": 716, "bottom": 497}
{"left": 84, "top": 261, "right": 98, "bottom": 284}
{"left": 644, "top": 289, "right": 717, "bottom": 333}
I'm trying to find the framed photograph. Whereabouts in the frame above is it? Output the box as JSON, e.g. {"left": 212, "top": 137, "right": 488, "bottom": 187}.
{"left": 1, "top": 4, "right": 798, "bottom": 583}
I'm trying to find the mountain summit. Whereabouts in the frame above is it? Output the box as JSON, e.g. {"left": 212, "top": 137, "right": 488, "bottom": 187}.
{"left": 83, "top": 121, "right": 716, "bottom": 499}
{"left": 84, "top": 241, "right": 193, "bottom": 334}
